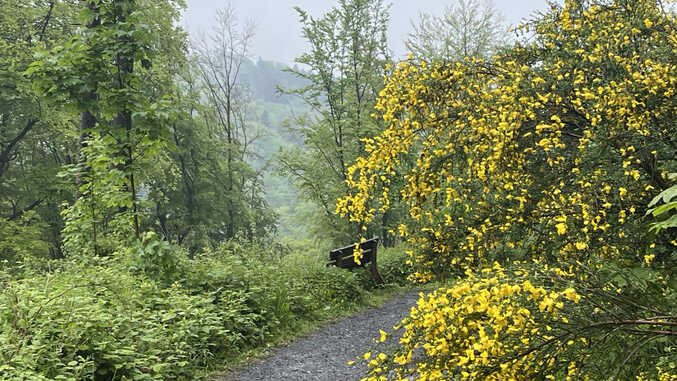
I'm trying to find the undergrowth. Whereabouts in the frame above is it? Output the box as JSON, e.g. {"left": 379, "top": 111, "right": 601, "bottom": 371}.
{"left": 0, "top": 238, "right": 413, "bottom": 380}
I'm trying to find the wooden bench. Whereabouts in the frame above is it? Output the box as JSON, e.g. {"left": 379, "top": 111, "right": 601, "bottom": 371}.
{"left": 328, "top": 237, "right": 385, "bottom": 285}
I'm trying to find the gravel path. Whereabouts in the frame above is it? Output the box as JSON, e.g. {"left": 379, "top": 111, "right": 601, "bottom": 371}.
{"left": 217, "top": 290, "right": 423, "bottom": 381}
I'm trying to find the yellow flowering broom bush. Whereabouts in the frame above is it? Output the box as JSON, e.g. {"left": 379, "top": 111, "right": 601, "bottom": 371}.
{"left": 337, "top": 0, "right": 677, "bottom": 279}
{"left": 363, "top": 264, "right": 585, "bottom": 380}
{"left": 362, "top": 260, "right": 676, "bottom": 380}
{"left": 337, "top": 0, "right": 677, "bottom": 378}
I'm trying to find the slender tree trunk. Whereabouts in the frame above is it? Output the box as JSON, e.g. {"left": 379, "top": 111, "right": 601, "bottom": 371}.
{"left": 112, "top": 0, "right": 139, "bottom": 239}
{"left": 174, "top": 128, "right": 195, "bottom": 227}
{"left": 76, "top": 1, "right": 100, "bottom": 200}
{"left": 0, "top": 119, "right": 38, "bottom": 181}
{"left": 76, "top": 111, "right": 95, "bottom": 200}
{"left": 226, "top": 95, "right": 235, "bottom": 238}
{"left": 39, "top": 0, "right": 55, "bottom": 42}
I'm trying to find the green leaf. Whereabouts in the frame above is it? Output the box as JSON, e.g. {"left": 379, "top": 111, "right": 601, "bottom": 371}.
{"left": 648, "top": 193, "right": 664, "bottom": 208}
{"left": 661, "top": 186, "right": 677, "bottom": 203}
{"left": 648, "top": 184, "right": 677, "bottom": 208}
{"left": 651, "top": 202, "right": 677, "bottom": 217}
{"left": 649, "top": 214, "right": 677, "bottom": 233}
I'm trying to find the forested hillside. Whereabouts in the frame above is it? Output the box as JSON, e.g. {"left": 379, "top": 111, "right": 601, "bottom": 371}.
{"left": 231, "top": 58, "right": 317, "bottom": 240}
{"left": 1, "top": 0, "right": 676, "bottom": 380}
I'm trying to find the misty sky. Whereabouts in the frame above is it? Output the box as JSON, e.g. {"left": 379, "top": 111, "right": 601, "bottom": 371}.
{"left": 182, "top": 0, "right": 553, "bottom": 65}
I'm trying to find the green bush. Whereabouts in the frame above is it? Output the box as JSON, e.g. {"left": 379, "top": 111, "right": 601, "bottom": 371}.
{"left": 0, "top": 262, "right": 236, "bottom": 380}
{"left": 0, "top": 241, "right": 411, "bottom": 379}
{"left": 301, "top": 264, "right": 365, "bottom": 306}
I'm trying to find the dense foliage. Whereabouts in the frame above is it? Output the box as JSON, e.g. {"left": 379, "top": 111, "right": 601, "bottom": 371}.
{"left": 0, "top": 0, "right": 294, "bottom": 260}
{"left": 339, "top": 0, "right": 677, "bottom": 379}
{"left": 0, "top": 241, "right": 411, "bottom": 379}
{"left": 1, "top": 0, "right": 397, "bottom": 378}
{"left": 3, "top": 0, "right": 676, "bottom": 379}
{"left": 0, "top": 0, "right": 78, "bottom": 262}
{"left": 278, "top": 0, "right": 408, "bottom": 245}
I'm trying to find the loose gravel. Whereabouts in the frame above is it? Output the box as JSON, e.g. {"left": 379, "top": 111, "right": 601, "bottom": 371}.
{"left": 217, "top": 290, "right": 424, "bottom": 381}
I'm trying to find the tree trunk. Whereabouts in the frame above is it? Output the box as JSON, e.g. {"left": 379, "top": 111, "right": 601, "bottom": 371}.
{"left": 112, "top": 0, "right": 139, "bottom": 239}
{"left": 76, "top": 1, "right": 101, "bottom": 200}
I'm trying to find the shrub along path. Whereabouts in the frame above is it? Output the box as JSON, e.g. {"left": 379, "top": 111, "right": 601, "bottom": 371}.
{"left": 217, "top": 290, "right": 422, "bottom": 381}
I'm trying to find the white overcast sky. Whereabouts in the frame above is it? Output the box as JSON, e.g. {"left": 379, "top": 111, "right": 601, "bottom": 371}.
{"left": 181, "top": 0, "right": 553, "bottom": 64}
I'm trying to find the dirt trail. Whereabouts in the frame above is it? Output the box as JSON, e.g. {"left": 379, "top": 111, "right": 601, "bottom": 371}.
{"left": 217, "top": 290, "right": 422, "bottom": 381}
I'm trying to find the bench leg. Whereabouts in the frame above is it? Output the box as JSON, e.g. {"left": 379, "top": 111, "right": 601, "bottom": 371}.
{"left": 370, "top": 252, "right": 385, "bottom": 285}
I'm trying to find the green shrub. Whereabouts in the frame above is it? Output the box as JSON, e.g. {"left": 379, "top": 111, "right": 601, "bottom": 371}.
{"left": 0, "top": 263, "right": 240, "bottom": 380}
{"left": 301, "top": 264, "right": 366, "bottom": 306}
{"left": 1, "top": 240, "right": 411, "bottom": 379}
{"left": 130, "top": 231, "right": 186, "bottom": 286}
{"left": 0, "top": 239, "right": 406, "bottom": 380}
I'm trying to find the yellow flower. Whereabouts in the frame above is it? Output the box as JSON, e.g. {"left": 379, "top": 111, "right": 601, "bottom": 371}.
{"left": 644, "top": 254, "right": 655, "bottom": 265}
{"left": 563, "top": 288, "right": 581, "bottom": 303}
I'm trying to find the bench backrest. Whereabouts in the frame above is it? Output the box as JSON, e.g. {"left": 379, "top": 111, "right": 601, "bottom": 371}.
{"left": 329, "top": 237, "right": 379, "bottom": 269}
